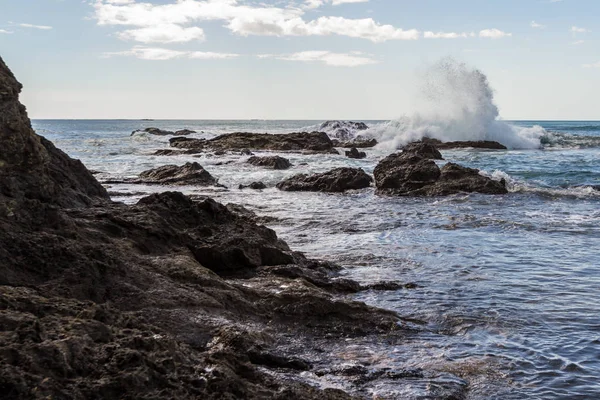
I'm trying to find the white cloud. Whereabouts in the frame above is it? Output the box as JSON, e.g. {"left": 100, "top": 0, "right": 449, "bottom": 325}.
{"left": 116, "top": 24, "right": 205, "bottom": 43}
{"left": 104, "top": 46, "right": 238, "bottom": 60}
{"left": 19, "top": 23, "right": 52, "bottom": 30}
{"left": 0, "top": 29, "right": 13, "bottom": 34}
{"left": 572, "top": 40, "right": 585, "bottom": 45}
{"left": 583, "top": 61, "right": 600, "bottom": 68}
{"left": 305, "top": 0, "right": 368, "bottom": 8}
{"left": 93, "top": 0, "right": 418, "bottom": 43}
{"left": 571, "top": 26, "right": 590, "bottom": 33}
{"left": 424, "top": 31, "right": 473, "bottom": 39}
{"left": 479, "top": 28, "right": 512, "bottom": 39}
{"left": 530, "top": 21, "right": 545, "bottom": 29}
{"left": 260, "top": 50, "right": 377, "bottom": 67}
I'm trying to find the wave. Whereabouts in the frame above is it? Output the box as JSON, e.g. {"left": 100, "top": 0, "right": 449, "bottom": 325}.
{"left": 363, "top": 59, "right": 547, "bottom": 150}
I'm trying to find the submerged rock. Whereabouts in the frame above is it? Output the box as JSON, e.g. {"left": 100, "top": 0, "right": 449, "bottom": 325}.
{"left": 276, "top": 167, "right": 373, "bottom": 193}
{"left": 239, "top": 181, "right": 267, "bottom": 190}
{"left": 420, "top": 137, "right": 507, "bottom": 150}
{"left": 247, "top": 155, "right": 291, "bottom": 170}
{"left": 138, "top": 162, "right": 218, "bottom": 186}
{"left": 374, "top": 151, "right": 507, "bottom": 196}
{"left": 131, "top": 127, "right": 175, "bottom": 136}
{"left": 345, "top": 147, "right": 366, "bottom": 159}
{"left": 170, "top": 132, "right": 334, "bottom": 154}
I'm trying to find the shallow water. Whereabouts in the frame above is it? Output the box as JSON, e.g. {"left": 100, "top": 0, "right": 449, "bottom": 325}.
{"left": 33, "top": 119, "right": 600, "bottom": 399}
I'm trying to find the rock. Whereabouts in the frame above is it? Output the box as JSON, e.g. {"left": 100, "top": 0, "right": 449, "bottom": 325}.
{"left": 239, "top": 182, "right": 267, "bottom": 190}
{"left": 421, "top": 137, "right": 507, "bottom": 150}
{"left": 374, "top": 152, "right": 507, "bottom": 196}
{"left": 402, "top": 141, "right": 443, "bottom": 160}
{"left": 247, "top": 156, "right": 291, "bottom": 170}
{"left": 240, "top": 148, "right": 254, "bottom": 156}
{"left": 332, "top": 138, "right": 378, "bottom": 148}
{"left": 138, "top": 162, "right": 218, "bottom": 186}
{"left": 319, "top": 121, "right": 369, "bottom": 140}
{"left": 175, "top": 129, "right": 196, "bottom": 135}
{"left": 171, "top": 132, "right": 334, "bottom": 154}
{"left": 276, "top": 168, "right": 373, "bottom": 193}
{"left": 344, "top": 148, "right": 366, "bottom": 159}
{"left": 131, "top": 127, "right": 175, "bottom": 136}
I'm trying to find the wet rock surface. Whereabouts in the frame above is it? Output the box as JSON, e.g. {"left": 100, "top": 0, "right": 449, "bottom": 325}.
{"left": 374, "top": 142, "right": 507, "bottom": 196}
{"left": 345, "top": 147, "right": 367, "bottom": 159}
{"left": 170, "top": 131, "right": 335, "bottom": 154}
{"left": 247, "top": 155, "right": 291, "bottom": 170}
{"left": 132, "top": 127, "right": 175, "bottom": 136}
{"left": 277, "top": 168, "right": 373, "bottom": 193}
{"left": 421, "top": 137, "right": 507, "bottom": 150}
{"left": 239, "top": 181, "right": 267, "bottom": 190}
{"left": 402, "top": 141, "right": 444, "bottom": 160}
{"left": 332, "top": 138, "right": 378, "bottom": 148}
{"left": 137, "top": 162, "right": 218, "bottom": 186}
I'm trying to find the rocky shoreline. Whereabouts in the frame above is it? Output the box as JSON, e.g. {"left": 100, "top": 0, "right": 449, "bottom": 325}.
{"left": 0, "top": 56, "right": 510, "bottom": 399}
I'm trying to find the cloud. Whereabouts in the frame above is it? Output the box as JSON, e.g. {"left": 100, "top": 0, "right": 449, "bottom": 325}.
{"left": 19, "top": 23, "right": 53, "bottom": 30}
{"left": 93, "top": 0, "right": 418, "bottom": 43}
{"left": 572, "top": 40, "right": 585, "bottom": 45}
{"left": 0, "top": 29, "right": 13, "bottom": 34}
{"left": 305, "top": 0, "right": 368, "bottom": 8}
{"left": 104, "top": 46, "right": 239, "bottom": 60}
{"left": 583, "top": 61, "right": 600, "bottom": 68}
{"left": 571, "top": 26, "right": 590, "bottom": 33}
{"left": 530, "top": 21, "right": 545, "bottom": 29}
{"left": 479, "top": 28, "right": 512, "bottom": 39}
{"left": 116, "top": 24, "right": 205, "bottom": 43}
{"left": 260, "top": 50, "right": 378, "bottom": 67}
{"left": 424, "top": 31, "right": 473, "bottom": 39}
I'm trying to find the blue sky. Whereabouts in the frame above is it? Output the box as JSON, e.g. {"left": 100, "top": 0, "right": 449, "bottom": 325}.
{"left": 0, "top": 0, "right": 598, "bottom": 119}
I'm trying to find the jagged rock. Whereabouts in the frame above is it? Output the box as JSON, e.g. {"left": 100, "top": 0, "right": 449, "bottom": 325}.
{"left": 374, "top": 152, "right": 507, "bottom": 196}
{"left": 332, "top": 138, "right": 378, "bottom": 148}
{"left": 421, "top": 137, "right": 507, "bottom": 150}
{"left": 276, "top": 168, "right": 373, "bottom": 193}
{"left": 171, "top": 132, "right": 334, "bottom": 154}
{"left": 345, "top": 148, "right": 366, "bottom": 159}
{"left": 247, "top": 156, "right": 291, "bottom": 170}
{"left": 239, "top": 182, "right": 267, "bottom": 190}
{"left": 138, "top": 162, "right": 218, "bottom": 186}
{"left": 319, "top": 121, "right": 369, "bottom": 140}
{"left": 131, "top": 127, "right": 176, "bottom": 136}
{"left": 402, "top": 141, "right": 443, "bottom": 160}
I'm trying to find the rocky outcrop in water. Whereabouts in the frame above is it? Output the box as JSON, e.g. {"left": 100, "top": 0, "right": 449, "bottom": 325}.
{"left": 374, "top": 149, "right": 507, "bottom": 196}
{"left": 320, "top": 121, "right": 369, "bottom": 140}
{"left": 345, "top": 147, "right": 367, "bottom": 159}
{"left": 170, "top": 132, "right": 335, "bottom": 154}
{"left": 402, "top": 141, "right": 443, "bottom": 160}
{"left": 332, "top": 138, "right": 378, "bottom": 148}
{"left": 277, "top": 168, "right": 373, "bottom": 192}
{"left": 419, "top": 137, "right": 507, "bottom": 150}
{"left": 138, "top": 162, "right": 218, "bottom": 186}
{"left": 239, "top": 181, "right": 267, "bottom": 190}
{"left": 247, "top": 155, "right": 291, "bottom": 170}
{"left": 1, "top": 56, "right": 425, "bottom": 399}
{"left": 132, "top": 127, "right": 196, "bottom": 136}
{"left": 175, "top": 129, "right": 196, "bottom": 135}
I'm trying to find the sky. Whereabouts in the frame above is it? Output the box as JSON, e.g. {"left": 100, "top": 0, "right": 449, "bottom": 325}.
{"left": 0, "top": 0, "right": 598, "bottom": 120}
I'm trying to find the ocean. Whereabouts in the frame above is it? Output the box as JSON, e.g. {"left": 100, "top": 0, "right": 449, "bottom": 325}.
{"left": 30, "top": 117, "right": 600, "bottom": 399}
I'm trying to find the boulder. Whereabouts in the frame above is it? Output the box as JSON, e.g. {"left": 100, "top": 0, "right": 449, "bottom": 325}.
{"left": 374, "top": 152, "right": 507, "bottom": 196}
{"left": 345, "top": 147, "right": 366, "bottom": 159}
{"left": 402, "top": 141, "right": 443, "bottom": 160}
{"left": 277, "top": 168, "right": 373, "bottom": 193}
{"left": 175, "top": 129, "right": 196, "bottom": 135}
{"left": 239, "top": 181, "right": 267, "bottom": 190}
{"left": 131, "top": 127, "right": 175, "bottom": 136}
{"left": 138, "top": 162, "right": 218, "bottom": 186}
{"left": 332, "top": 138, "right": 378, "bottom": 148}
{"left": 319, "top": 121, "right": 369, "bottom": 140}
{"left": 247, "top": 156, "right": 291, "bottom": 170}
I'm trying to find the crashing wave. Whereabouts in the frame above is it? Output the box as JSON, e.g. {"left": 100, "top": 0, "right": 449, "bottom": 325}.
{"left": 317, "top": 120, "right": 369, "bottom": 140}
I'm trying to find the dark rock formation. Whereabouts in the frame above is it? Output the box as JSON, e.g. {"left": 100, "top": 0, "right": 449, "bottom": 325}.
{"left": 131, "top": 127, "right": 176, "bottom": 136}
{"left": 277, "top": 168, "right": 373, "bottom": 193}
{"left": 239, "top": 182, "right": 267, "bottom": 190}
{"left": 345, "top": 147, "right": 366, "bottom": 159}
{"left": 374, "top": 151, "right": 507, "bottom": 196}
{"left": 175, "top": 129, "right": 196, "bottom": 135}
{"left": 421, "top": 137, "right": 507, "bottom": 150}
{"left": 1, "top": 56, "right": 433, "bottom": 399}
{"left": 170, "top": 132, "right": 334, "bottom": 154}
{"left": 247, "top": 155, "right": 291, "bottom": 170}
{"left": 332, "top": 138, "right": 378, "bottom": 148}
{"left": 138, "top": 162, "right": 218, "bottom": 186}
{"left": 402, "top": 141, "right": 443, "bottom": 160}
{"left": 319, "top": 121, "right": 369, "bottom": 140}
